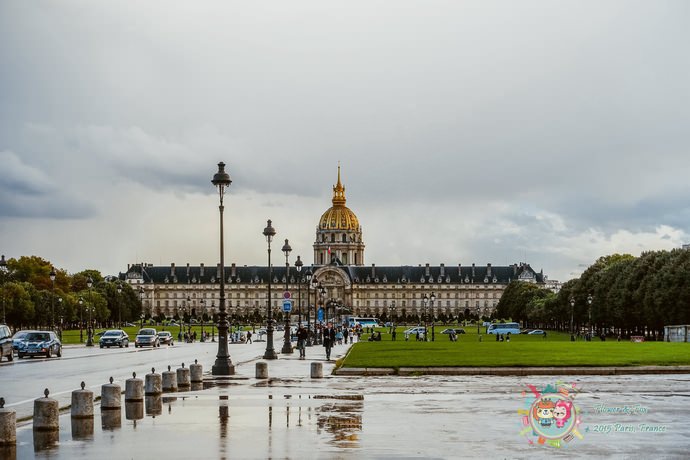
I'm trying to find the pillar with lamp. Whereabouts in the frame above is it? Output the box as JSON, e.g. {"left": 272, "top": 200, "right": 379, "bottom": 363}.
{"left": 587, "top": 293, "right": 594, "bottom": 341}
{"left": 86, "top": 276, "right": 94, "bottom": 346}
{"left": 569, "top": 296, "right": 575, "bottom": 341}
{"left": 294, "top": 255, "right": 303, "bottom": 328}
{"left": 305, "top": 268, "right": 313, "bottom": 346}
{"left": 281, "top": 239, "right": 293, "bottom": 354}
{"left": 78, "top": 296, "right": 84, "bottom": 343}
{"left": 49, "top": 267, "right": 56, "bottom": 331}
{"left": 262, "top": 219, "right": 278, "bottom": 360}
{"left": 318, "top": 283, "right": 326, "bottom": 344}
{"left": 211, "top": 161, "right": 235, "bottom": 375}
{"left": 116, "top": 283, "right": 123, "bottom": 328}
{"left": 422, "top": 293, "right": 429, "bottom": 342}
{"left": 429, "top": 292, "right": 436, "bottom": 341}
{"left": 200, "top": 298, "right": 206, "bottom": 342}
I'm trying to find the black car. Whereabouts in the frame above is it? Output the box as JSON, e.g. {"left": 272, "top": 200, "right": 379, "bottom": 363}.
{"left": 440, "top": 328, "right": 466, "bottom": 335}
{"left": 16, "top": 331, "right": 62, "bottom": 359}
{"left": 0, "top": 324, "right": 14, "bottom": 362}
{"left": 99, "top": 329, "right": 130, "bottom": 348}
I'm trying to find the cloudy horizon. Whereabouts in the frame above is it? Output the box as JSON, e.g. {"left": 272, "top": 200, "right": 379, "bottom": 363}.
{"left": 1, "top": 1, "right": 688, "bottom": 281}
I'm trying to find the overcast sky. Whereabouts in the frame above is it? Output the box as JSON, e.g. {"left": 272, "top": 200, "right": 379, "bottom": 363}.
{"left": 1, "top": 1, "right": 689, "bottom": 282}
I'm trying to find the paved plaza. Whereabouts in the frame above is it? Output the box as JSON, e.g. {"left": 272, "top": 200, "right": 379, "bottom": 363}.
{"left": 4, "top": 340, "right": 690, "bottom": 459}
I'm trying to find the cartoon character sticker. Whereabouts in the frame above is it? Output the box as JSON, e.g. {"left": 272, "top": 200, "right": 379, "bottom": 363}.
{"left": 519, "top": 382, "right": 583, "bottom": 448}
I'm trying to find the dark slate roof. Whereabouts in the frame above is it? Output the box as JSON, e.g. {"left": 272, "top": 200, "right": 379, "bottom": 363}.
{"left": 120, "top": 262, "right": 544, "bottom": 285}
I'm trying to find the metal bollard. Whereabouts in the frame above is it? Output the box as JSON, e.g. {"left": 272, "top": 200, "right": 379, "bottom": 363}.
{"left": 101, "top": 377, "right": 122, "bottom": 410}
{"left": 177, "top": 363, "right": 191, "bottom": 389}
{"left": 162, "top": 365, "right": 178, "bottom": 392}
{"left": 0, "top": 397, "right": 16, "bottom": 446}
{"left": 145, "top": 368, "right": 162, "bottom": 396}
{"left": 256, "top": 362, "right": 269, "bottom": 379}
{"left": 190, "top": 359, "right": 203, "bottom": 383}
{"left": 125, "top": 372, "right": 144, "bottom": 403}
{"left": 71, "top": 381, "right": 94, "bottom": 419}
{"left": 310, "top": 362, "right": 323, "bottom": 378}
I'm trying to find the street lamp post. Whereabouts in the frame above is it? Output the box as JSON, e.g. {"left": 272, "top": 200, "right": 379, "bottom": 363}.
{"left": 57, "top": 297, "right": 63, "bottom": 340}
{"left": 86, "top": 277, "right": 94, "bottom": 347}
{"left": 0, "top": 255, "right": 7, "bottom": 323}
{"left": 305, "top": 269, "right": 313, "bottom": 346}
{"left": 422, "top": 294, "right": 429, "bottom": 341}
{"left": 140, "top": 313, "right": 145, "bottom": 329}
{"left": 211, "top": 301, "right": 216, "bottom": 342}
{"left": 78, "top": 297, "right": 84, "bottom": 343}
{"left": 569, "top": 297, "right": 575, "bottom": 341}
{"left": 49, "top": 267, "right": 56, "bottom": 331}
{"left": 587, "top": 294, "right": 593, "bottom": 340}
{"left": 211, "top": 161, "right": 235, "bottom": 375}
{"left": 430, "top": 292, "right": 436, "bottom": 342}
{"left": 318, "top": 284, "right": 325, "bottom": 344}
{"left": 200, "top": 298, "right": 206, "bottom": 342}
{"left": 116, "top": 283, "right": 123, "bottom": 328}
{"left": 295, "top": 255, "right": 303, "bottom": 328}
{"left": 263, "top": 219, "right": 278, "bottom": 360}
{"left": 389, "top": 301, "right": 396, "bottom": 337}
{"left": 139, "top": 286, "right": 145, "bottom": 326}
{"left": 281, "top": 239, "right": 293, "bottom": 354}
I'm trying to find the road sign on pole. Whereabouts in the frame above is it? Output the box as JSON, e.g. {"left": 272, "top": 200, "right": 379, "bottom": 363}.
{"left": 283, "top": 291, "right": 291, "bottom": 299}
{"left": 283, "top": 300, "right": 293, "bottom": 312}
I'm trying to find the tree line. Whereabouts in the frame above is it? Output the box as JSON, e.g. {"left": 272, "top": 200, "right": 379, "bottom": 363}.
{"left": 494, "top": 249, "right": 690, "bottom": 339}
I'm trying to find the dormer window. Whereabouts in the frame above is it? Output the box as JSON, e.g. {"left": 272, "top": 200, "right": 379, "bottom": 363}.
{"left": 446, "top": 275, "right": 451, "bottom": 283}
{"left": 420, "top": 276, "right": 425, "bottom": 283}
{"left": 210, "top": 276, "right": 215, "bottom": 283}
{"left": 484, "top": 276, "right": 489, "bottom": 283}
{"left": 464, "top": 275, "right": 470, "bottom": 283}
{"left": 382, "top": 275, "right": 388, "bottom": 283}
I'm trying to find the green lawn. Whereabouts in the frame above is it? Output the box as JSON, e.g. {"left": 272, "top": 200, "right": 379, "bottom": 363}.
{"left": 341, "top": 327, "right": 690, "bottom": 368}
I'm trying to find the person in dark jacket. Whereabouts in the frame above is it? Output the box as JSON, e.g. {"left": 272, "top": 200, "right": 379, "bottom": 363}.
{"left": 323, "top": 323, "right": 337, "bottom": 360}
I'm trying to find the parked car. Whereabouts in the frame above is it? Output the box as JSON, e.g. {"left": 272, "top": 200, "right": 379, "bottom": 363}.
{"left": 403, "top": 327, "right": 426, "bottom": 340}
{"left": 135, "top": 328, "right": 160, "bottom": 347}
{"left": 99, "top": 329, "right": 130, "bottom": 348}
{"left": 0, "top": 324, "right": 14, "bottom": 362}
{"left": 12, "top": 330, "right": 32, "bottom": 353}
{"left": 440, "top": 328, "right": 466, "bottom": 335}
{"left": 16, "top": 331, "right": 62, "bottom": 359}
{"left": 527, "top": 329, "right": 545, "bottom": 335}
{"left": 157, "top": 331, "right": 174, "bottom": 345}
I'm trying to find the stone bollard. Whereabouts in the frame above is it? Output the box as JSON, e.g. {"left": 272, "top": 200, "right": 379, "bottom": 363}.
{"left": 0, "top": 397, "right": 16, "bottom": 446}
{"left": 71, "top": 381, "right": 94, "bottom": 419}
{"left": 310, "top": 362, "right": 323, "bottom": 379}
{"left": 145, "top": 368, "right": 162, "bottom": 396}
{"left": 125, "top": 372, "right": 144, "bottom": 403}
{"left": 33, "top": 389, "right": 59, "bottom": 451}
{"left": 101, "top": 377, "right": 122, "bottom": 410}
{"left": 256, "top": 362, "right": 269, "bottom": 379}
{"left": 162, "top": 365, "right": 178, "bottom": 393}
{"left": 177, "top": 363, "right": 191, "bottom": 389}
{"left": 190, "top": 359, "right": 203, "bottom": 383}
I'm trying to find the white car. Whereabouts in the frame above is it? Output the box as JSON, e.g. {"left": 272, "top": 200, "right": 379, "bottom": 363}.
{"left": 403, "top": 327, "right": 426, "bottom": 339}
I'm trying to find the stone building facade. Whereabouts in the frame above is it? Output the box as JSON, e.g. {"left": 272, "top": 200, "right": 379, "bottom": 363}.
{"left": 121, "top": 167, "right": 545, "bottom": 324}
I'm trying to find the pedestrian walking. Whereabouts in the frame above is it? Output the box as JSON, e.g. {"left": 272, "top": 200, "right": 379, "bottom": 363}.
{"left": 246, "top": 330, "right": 252, "bottom": 344}
{"left": 323, "top": 323, "right": 336, "bottom": 360}
{"left": 297, "top": 325, "right": 308, "bottom": 359}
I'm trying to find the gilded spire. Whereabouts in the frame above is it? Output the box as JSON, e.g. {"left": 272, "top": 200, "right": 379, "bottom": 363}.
{"left": 332, "top": 163, "right": 346, "bottom": 206}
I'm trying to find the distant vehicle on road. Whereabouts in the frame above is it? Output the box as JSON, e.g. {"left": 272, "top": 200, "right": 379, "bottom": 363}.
{"left": 99, "top": 330, "right": 130, "bottom": 348}
{"left": 403, "top": 327, "right": 426, "bottom": 340}
{"left": 347, "top": 317, "right": 379, "bottom": 328}
{"left": 486, "top": 322, "right": 521, "bottom": 335}
{"left": 527, "top": 329, "right": 545, "bottom": 335}
{"left": 135, "top": 328, "right": 160, "bottom": 348}
{"left": 441, "top": 328, "right": 466, "bottom": 335}
{"left": 11, "top": 330, "right": 32, "bottom": 353}
{"left": 157, "top": 331, "right": 174, "bottom": 345}
{"left": 16, "top": 331, "right": 62, "bottom": 359}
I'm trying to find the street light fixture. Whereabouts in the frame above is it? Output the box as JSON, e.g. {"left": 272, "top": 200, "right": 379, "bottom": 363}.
{"left": 422, "top": 293, "right": 429, "bottom": 341}
{"left": 211, "top": 161, "right": 235, "bottom": 375}
{"left": 262, "top": 219, "right": 278, "bottom": 360}
{"left": 430, "top": 292, "right": 436, "bottom": 342}
{"left": 305, "top": 268, "right": 313, "bottom": 346}
{"left": 86, "top": 277, "right": 94, "bottom": 347}
{"left": 295, "top": 255, "right": 303, "bottom": 328}
{"left": 281, "top": 239, "right": 293, "bottom": 354}
{"left": 57, "top": 297, "right": 63, "bottom": 340}
{"left": 116, "top": 283, "right": 123, "bottom": 328}
{"left": 587, "top": 294, "right": 593, "bottom": 340}
{"left": 49, "top": 267, "right": 56, "bottom": 331}
{"left": 78, "top": 297, "right": 84, "bottom": 343}
{"left": 569, "top": 296, "right": 575, "bottom": 341}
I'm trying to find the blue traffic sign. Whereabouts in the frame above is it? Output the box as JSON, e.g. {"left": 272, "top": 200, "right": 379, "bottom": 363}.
{"left": 282, "top": 299, "right": 293, "bottom": 312}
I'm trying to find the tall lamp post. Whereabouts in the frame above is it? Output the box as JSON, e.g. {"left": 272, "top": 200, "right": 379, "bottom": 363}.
{"left": 569, "top": 296, "right": 575, "bottom": 341}
{"left": 318, "top": 283, "right": 325, "bottom": 344}
{"left": 295, "top": 255, "right": 303, "bottom": 327}
{"left": 430, "top": 292, "right": 436, "bottom": 341}
{"left": 0, "top": 255, "right": 7, "bottom": 323}
{"left": 78, "top": 297, "right": 84, "bottom": 343}
{"left": 587, "top": 294, "right": 593, "bottom": 340}
{"left": 422, "top": 294, "right": 429, "bottom": 341}
{"left": 211, "top": 161, "right": 235, "bottom": 375}
{"left": 263, "top": 219, "right": 278, "bottom": 359}
{"left": 57, "top": 297, "right": 63, "bottom": 340}
{"left": 86, "top": 277, "right": 94, "bottom": 346}
{"left": 49, "top": 267, "right": 56, "bottom": 331}
{"left": 305, "top": 269, "right": 313, "bottom": 345}
{"left": 389, "top": 301, "right": 396, "bottom": 336}
{"left": 116, "top": 283, "right": 123, "bottom": 328}
{"left": 139, "top": 286, "right": 145, "bottom": 325}
{"left": 281, "top": 239, "right": 293, "bottom": 354}
{"left": 211, "top": 301, "right": 216, "bottom": 342}
{"left": 476, "top": 305, "right": 481, "bottom": 335}
{"left": 200, "top": 298, "right": 206, "bottom": 342}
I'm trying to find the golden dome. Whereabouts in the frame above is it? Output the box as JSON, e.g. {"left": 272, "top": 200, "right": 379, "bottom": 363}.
{"left": 318, "top": 166, "right": 360, "bottom": 231}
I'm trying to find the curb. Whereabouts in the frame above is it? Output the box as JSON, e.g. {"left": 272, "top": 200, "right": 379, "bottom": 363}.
{"left": 334, "top": 365, "right": 690, "bottom": 376}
